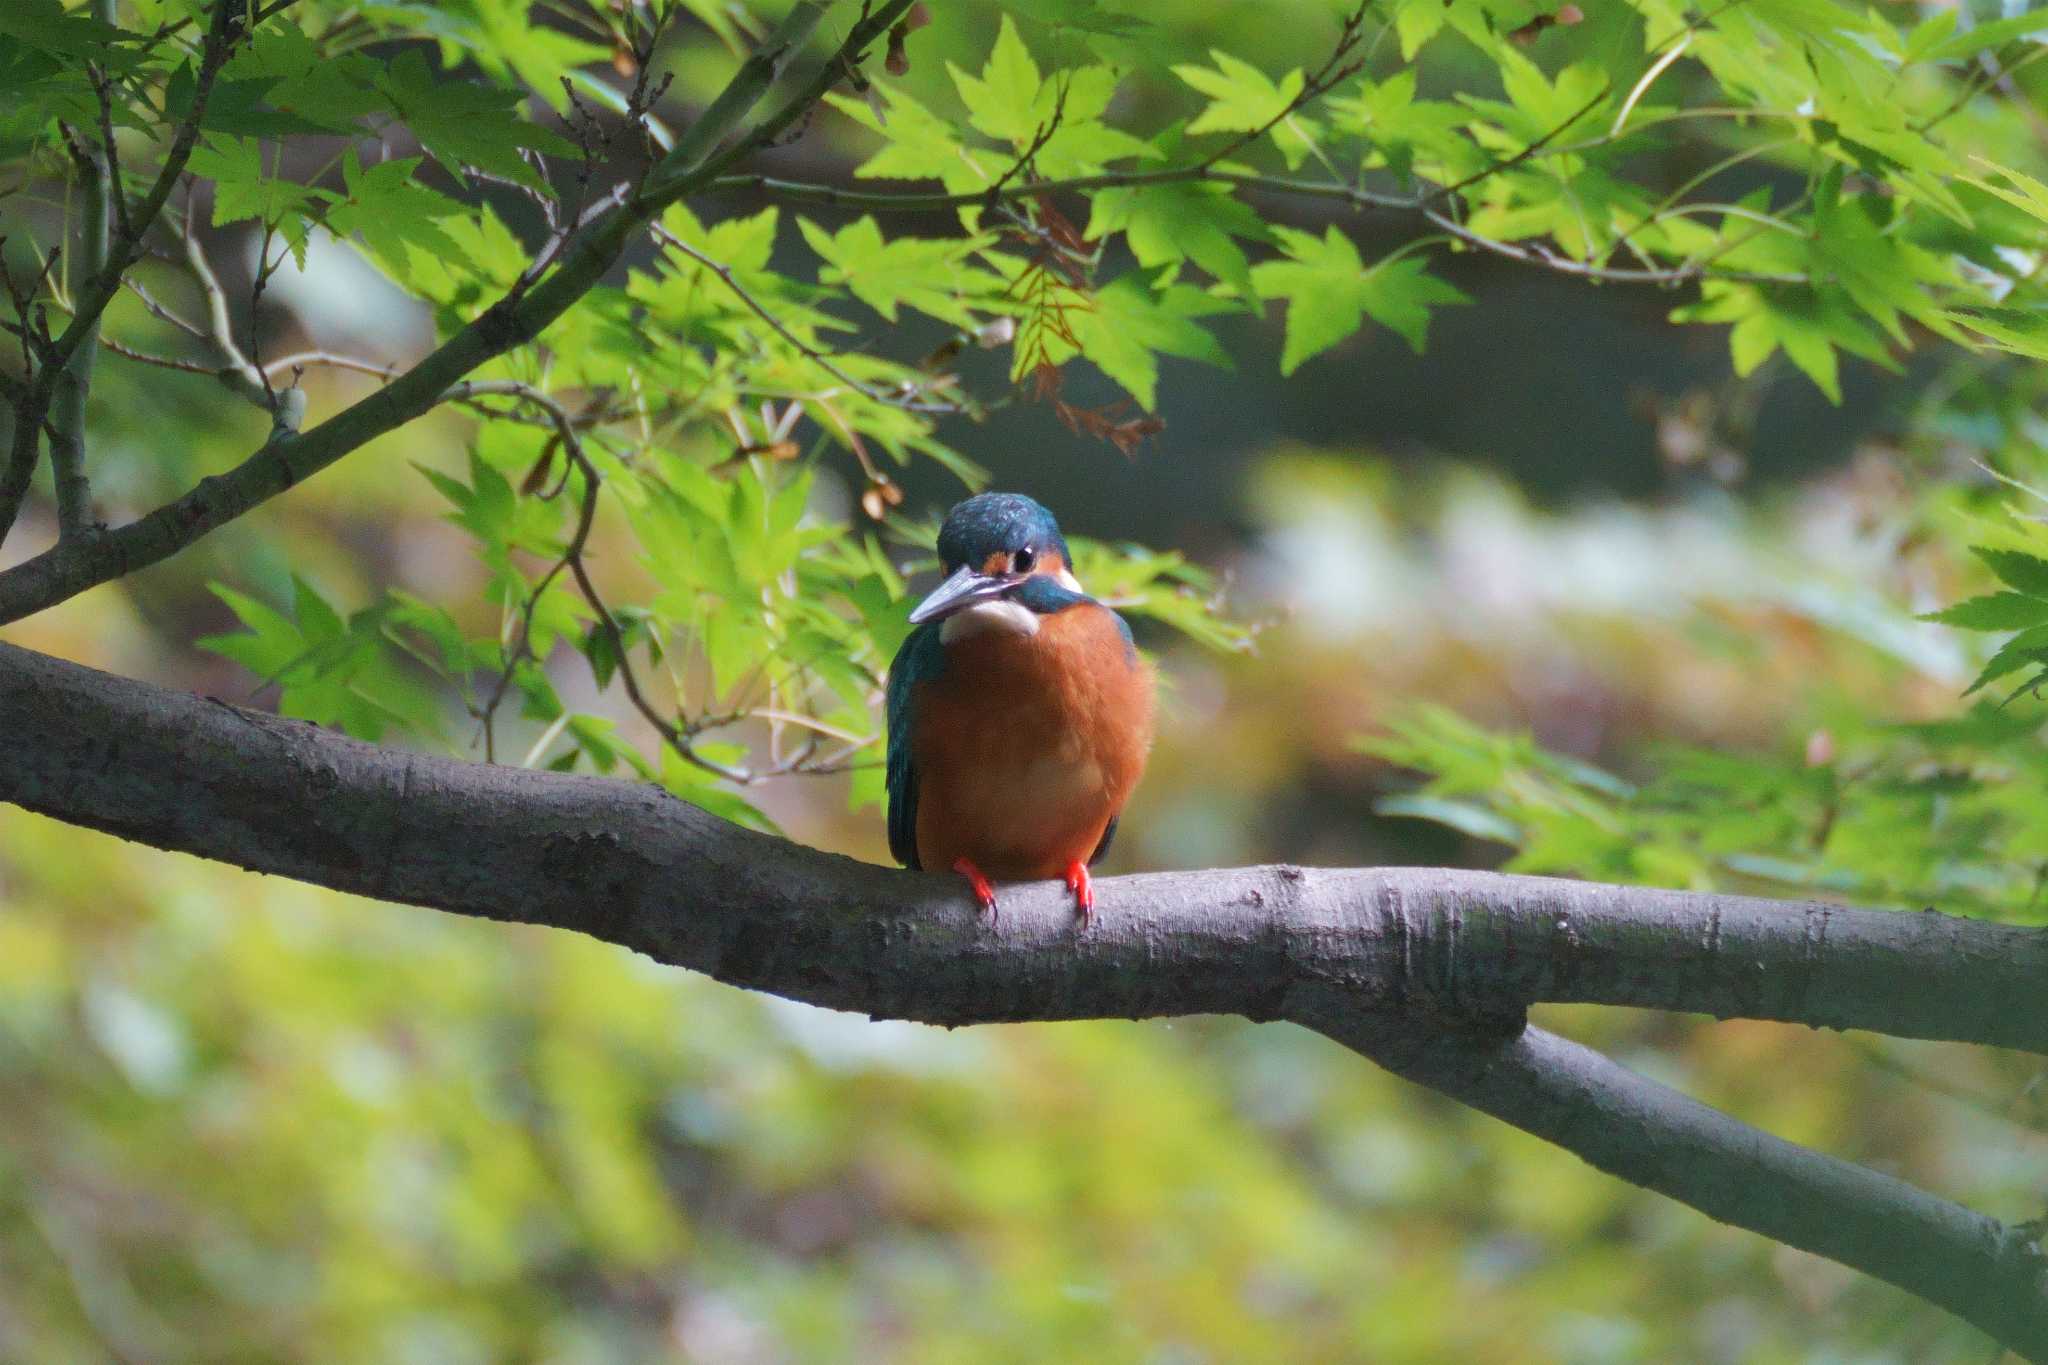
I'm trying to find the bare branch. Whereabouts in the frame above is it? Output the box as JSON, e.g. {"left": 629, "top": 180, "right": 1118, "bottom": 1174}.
{"left": 540, "top": 436, "right": 757, "bottom": 784}
{"left": 455, "top": 387, "right": 790, "bottom": 786}
{"left": 681, "top": 0, "right": 920, "bottom": 189}
{"left": 95, "top": 334, "right": 223, "bottom": 376}
{"left": 3, "top": 638, "right": 2046, "bottom": 1357}
{"left": 1421, "top": 208, "right": 1806, "bottom": 285}
{"left": 88, "top": 36, "right": 134, "bottom": 248}
{"left": 169, "top": 198, "right": 269, "bottom": 404}
{"left": 121, "top": 276, "right": 208, "bottom": 343}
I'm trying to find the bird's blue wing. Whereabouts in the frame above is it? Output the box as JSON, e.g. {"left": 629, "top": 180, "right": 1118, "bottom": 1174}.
{"left": 1089, "top": 815, "right": 1119, "bottom": 866}
{"left": 1088, "top": 605, "right": 1139, "bottom": 866}
{"left": 885, "top": 622, "right": 947, "bottom": 870}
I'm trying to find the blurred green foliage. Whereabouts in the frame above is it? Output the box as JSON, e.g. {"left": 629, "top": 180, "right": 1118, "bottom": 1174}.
{"left": 3, "top": 0, "right": 2048, "bottom": 1358}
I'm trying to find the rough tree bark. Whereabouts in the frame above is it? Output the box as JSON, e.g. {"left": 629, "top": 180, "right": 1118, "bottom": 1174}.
{"left": 2, "top": 640, "right": 2045, "bottom": 1357}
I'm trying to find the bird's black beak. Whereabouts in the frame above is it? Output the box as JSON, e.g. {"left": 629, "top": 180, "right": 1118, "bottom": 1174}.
{"left": 908, "top": 565, "right": 1015, "bottom": 624}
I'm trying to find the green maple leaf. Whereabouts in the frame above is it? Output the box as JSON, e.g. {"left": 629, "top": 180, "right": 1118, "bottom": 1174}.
{"left": 1069, "top": 275, "right": 1233, "bottom": 409}
{"left": 188, "top": 135, "right": 322, "bottom": 240}
{"left": 1251, "top": 227, "right": 1469, "bottom": 373}
{"left": 948, "top": 17, "right": 1152, "bottom": 172}
{"left": 949, "top": 14, "right": 1045, "bottom": 144}
{"left": 1975, "top": 549, "right": 2048, "bottom": 599}
{"left": 826, "top": 84, "right": 997, "bottom": 190}
{"left": 1921, "top": 593, "right": 2048, "bottom": 631}
{"left": 1173, "top": 50, "right": 1319, "bottom": 168}
{"left": 376, "top": 49, "right": 574, "bottom": 188}
{"left": 1674, "top": 280, "right": 1892, "bottom": 403}
{"left": 1088, "top": 182, "right": 1267, "bottom": 297}
{"left": 797, "top": 217, "right": 999, "bottom": 327}
{"left": 323, "top": 151, "right": 465, "bottom": 274}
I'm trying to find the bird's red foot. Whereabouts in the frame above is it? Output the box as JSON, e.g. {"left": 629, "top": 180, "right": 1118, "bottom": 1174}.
{"left": 1064, "top": 859, "right": 1095, "bottom": 929}
{"left": 953, "top": 857, "right": 998, "bottom": 921}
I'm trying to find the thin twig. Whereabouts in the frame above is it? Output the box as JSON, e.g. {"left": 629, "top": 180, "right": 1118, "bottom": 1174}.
{"left": 170, "top": 195, "right": 268, "bottom": 403}
{"left": 45, "top": 0, "right": 123, "bottom": 543}
{"left": 121, "top": 276, "right": 208, "bottom": 342}
{"left": 469, "top": 388, "right": 599, "bottom": 763}
{"left": 544, "top": 434, "right": 754, "bottom": 783}
{"left": 4, "top": 0, "right": 248, "bottom": 546}
{"left": 649, "top": 221, "right": 966, "bottom": 415}
{"left": 94, "top": 335, "right": 222, "bottom": 376}
{"left": 1422, "top": 78, "right": 1614, "bottom": 207}
{"left": 1424, "top": 208, "right": 1805, "bottom": 285}
{"left": 985, "top": 88, "right": 1068, "bottom": 198}
{"left": 1195, "top": 1, "right": 1372, "bottom": 173}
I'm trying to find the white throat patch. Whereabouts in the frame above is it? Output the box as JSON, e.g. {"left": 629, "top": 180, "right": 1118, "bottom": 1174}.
{"left": 941, "top": 599, "right": 1040, "bottom": 642}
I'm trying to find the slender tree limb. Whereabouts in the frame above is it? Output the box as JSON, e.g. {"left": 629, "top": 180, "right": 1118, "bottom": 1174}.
{"left": 4, "top": 0, "right": 242, "bottom": 535}
{"left": 0, "top": 638, "right": 2044, "bottom": 1355}
{"left": 44, "top": 0, "right": 125, "bottom": 542}
{"left": 120, "top": 275, "right": 209, "bottom": 342}
{"left": 1192, "top": 1, "right": 1371, "bottom": 174}
{"left": 94, "top": 334, "right": 219, "bottom": 376}
{"left": 648, "top": 221, "right": 964, "bottom": 415}
{"left": 689, "top": 0, "right": 915, "bottom": 189}
{"left": 169, "top": 204, "right": 270, "bottom": 406}
{"left": 638, "top": 0, "right": 836, "bottom": 202}
{"left": 0, "top": 243, "right": 65, "bottom": 543}
{"left": 704, "top": 170, "right": 1809, "bottom": 286}
{"left": 1306, "top": 1010, "right": 2048, "bottom": 1360}
{"left": 0, "top": 0, "right": 915, "bottom": 624}
{"left": 34, "top": 2, "right": 236, "bottom": 378}
{"left": 709, "top": 167, "right": 1421, "bottom": 215}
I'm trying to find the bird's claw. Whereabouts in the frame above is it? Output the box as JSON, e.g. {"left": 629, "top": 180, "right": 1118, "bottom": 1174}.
{"left": 953, "top": 856, "right": 999, "bottom": 922}
{"left": 1064, "top": 860, "right": 1094, "bottom": 930}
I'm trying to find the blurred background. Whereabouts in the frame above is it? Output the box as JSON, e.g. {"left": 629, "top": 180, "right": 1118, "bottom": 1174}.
{"left": 4, "top": 0, "right": 2047, "bottom": 1360}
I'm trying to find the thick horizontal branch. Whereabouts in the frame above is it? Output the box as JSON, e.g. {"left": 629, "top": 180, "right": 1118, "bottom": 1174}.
{"left": 1, "top": 640, "right": 2045, "bottom": 1356}
{"left": 4, "top": 636, "right": 2039, "bottom": 1050}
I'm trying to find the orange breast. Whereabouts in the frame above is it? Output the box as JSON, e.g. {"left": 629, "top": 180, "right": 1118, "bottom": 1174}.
{"left": 912, "top": 606, "right": 1154, "bottom": 880}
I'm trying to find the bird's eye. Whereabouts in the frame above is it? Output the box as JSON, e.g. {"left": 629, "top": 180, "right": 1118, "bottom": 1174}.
{"left": 1012, "top": 547, "right": 1037, "bottom": 574}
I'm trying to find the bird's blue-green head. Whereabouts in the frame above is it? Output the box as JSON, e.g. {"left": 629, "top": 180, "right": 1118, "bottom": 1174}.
{"left": 909, "top": 493, "right": 1082, "bottom": 626}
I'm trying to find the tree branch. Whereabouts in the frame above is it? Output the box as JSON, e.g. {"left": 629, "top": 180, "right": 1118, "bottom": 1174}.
{"left": 1, "top": 638, "right": 2045, "bottom": 1356}
{"left": 169, "top": 202, "right": 271, "bottom": 406}
{"left": 3, "top": 0, "right": 242, "bottom": 542}
{"left": 0, "top": 0, "right": 916, "bottom": 625}
{"left": 704, "top": 169, "right": 1808, "bottom": 287}
{"left": 0, "top": 242, "right": 64, "bottom": 541}
{"left": 648, "top": 221, "right": 964, "bottom": 415}
{"left": 1307, "top": 1011, "right": 2048, "bottom": 1360}
{"left": 45, "top": 0, "right": 124, "bottom": 542}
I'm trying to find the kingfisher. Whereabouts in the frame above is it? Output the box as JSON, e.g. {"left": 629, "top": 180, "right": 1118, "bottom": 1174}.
{"left": 886, "top": 492, "right": 1155, "bottom": 923}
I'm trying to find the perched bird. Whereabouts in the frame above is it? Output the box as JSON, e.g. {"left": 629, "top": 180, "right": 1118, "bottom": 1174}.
{"left": 886, "top": 492, "right": 1155, "bottom": 922}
